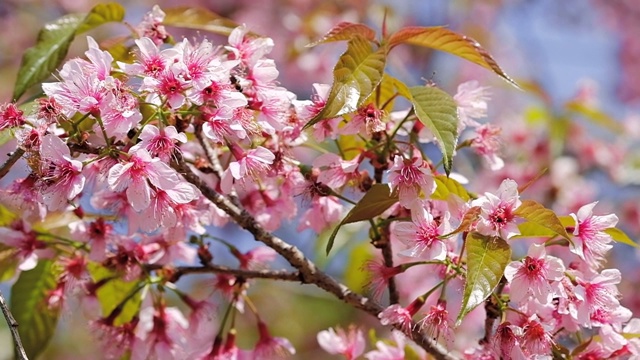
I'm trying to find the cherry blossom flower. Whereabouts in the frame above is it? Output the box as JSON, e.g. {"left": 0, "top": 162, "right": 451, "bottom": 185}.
{"left": 471, "top": 123, "right": 504, "bottom": 171}
{"left": 492, "top": 322, "right": 526, "bottom": 360}
{"left": 92, "top": 317, "right": 138, "bottom": 360}
{"left": 363, "top": 259, "right": 405, "bottom": 300}
{"left": 107, "top": 148, "right": 181, "bottom": 212}
{"left": 293, "top": 83, "right": 341, "bottom": 141}
{"left": 387, "top": 155, "right": 435, "bottom": 208}
{"left": 131, "top": 303, "right": 189, "bottom": 360}
{"left": 313, "top": 153, "right": 360, "bottom": 189}
{"left": 379, "top": 297, "right": 425, "bottom": 335}
{"left": 221, "top": 145, "right": 275, "bottom": 193}
{"left": 38, "top": 134, "right": 85, "bottom": 211}
{"left": 454, "top": 80, "right": 490, "bottom": 129}
{"left": 364, "top": 331, "right": 406, "bottom": 360}
{"left": 0, "top": 102, "right": 26, "bottom": 130}
{"left": 0, "top": 219, "right": 51, "bottom": 271}
{"left": 504, "top": 243, "right": 565, "bottom": 305}
{"left": 297, "top": 195, "right": 343, "bottom": 233}
{"left": 418, "top": 300, "right": 453, "bottom": 342}
{"left": 341, "top": 103, "right": 386, "bottom": 136}
{"left": 569, "top": 202, "right": 618, "bottom": 269}
{"left": 520, "top": 317, "right": 554, "bottom": 356}
{"left": 472, "top": 178, "right": 521, "bottom": 239}
{"left": 131, "top": 125, "right": 187, "bottom": 162}
{"left": 135, "top": 5, "right": 169, "bottom": 45}
{"left": 393, "top": 207, "right": 451, "bottom": 260}
{"left": 317, "top": 325, "right": 365, "bottom": 360}
{"left": 252, "top": 321, "right": 296, "bottom": 359}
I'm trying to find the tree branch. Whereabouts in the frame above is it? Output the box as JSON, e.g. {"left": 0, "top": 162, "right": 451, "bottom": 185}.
{"left": 0, "top": 290, "right": 28, "bottom": 360}
{"left": 0, "top": 148, "right": 24, "bottom": 180}
{"left": 149, "top": 264, "right": 301, "bottom": 282}
{"left": 171, "top": 156, "right": 459, "bottom": 360}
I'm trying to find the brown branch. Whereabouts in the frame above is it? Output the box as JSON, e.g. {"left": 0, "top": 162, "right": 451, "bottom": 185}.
{"left": 0, "top": 290, "right": 28, "bottom": 360}
{"left": 148, "top": 264, "right": 301, "bottom": 282}
{"left": 0, "top": 148, "right": 25, "bottom": 180}
{"left": 172, "top": 156, "right": 459, "bottom": 360}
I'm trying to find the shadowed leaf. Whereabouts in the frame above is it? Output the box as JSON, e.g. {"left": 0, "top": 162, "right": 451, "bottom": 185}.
{"left": 326, "top": 184, "right": 398, "bottom": 255}
{"left": 457, "top": 232, "right": 510, "bottom": 325}
{"left": 307, "top": 22, "right": 377, "bottom": 47}
{"left": 163, "top": 6, "right": 247, "bottom": 37}
{"left": 389, "top": 26, "right": 518, "bottom": 88}
{"left": 304, "top": 35, "right": 387, "bottom": 129}
{"left": 11, "top": 260, "right": 60, "bottom": 359}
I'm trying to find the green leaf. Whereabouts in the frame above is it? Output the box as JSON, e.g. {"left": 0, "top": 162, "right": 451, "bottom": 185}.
{"left": 457, "top": 232, "right": 511, "bottom": 325}
{"left": 304, "top": 35, "right": 387, "bottom": 129}
{"left": 343, "top": 242, "right": 375, "bottom": 292}
{"left": 326, "top": 184, "right": 398, "bottom": 255}
{"left": 514, "top": 200, "right": 571, "bottom": 241}
{"left": 10, "top": 260, "right": 60, "bottom": 359}
{"left": 565, "top": 101, "right": 624, "bottom": 134}
{"left": 605, "top": 227, "right": 639, "bottom": 248}
{"left": 307, "top": 22, "right": 377, "bottom": 47}
{"left": 388, "top": 26, "right": 518, "bottom": 88}
{"left": 75, "top": 2, "right": 125, "bottom": 34}
{"left": 0, "top": 244, "right": 19, "bottom": 282}
{"left": 432, "top": 174, "right": 470, "bottom": 201}
{"left": 395, "top": 82, "right": 459, "bottom": 175}
{"left": 163, "top": 6, "right": 246, "bottom": 37}
{"left": 13, "top": 2, "right": 126, "bottom": 101}
{"left": 88, "top": 263, "right": 143, "bottom": 325}
{"left": 366, "top": 74, "right": 399, "bottom": 111}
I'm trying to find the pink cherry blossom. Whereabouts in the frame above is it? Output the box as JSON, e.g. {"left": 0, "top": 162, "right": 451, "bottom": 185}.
{"left": 107, "top": 148, "right": 181, "bottom": 212}
{"left": 341, "top": 103, "right": 386, "bottom": 136}
{"left": 569, "top": 202, "right": 618, "bottom": 269}
{"left": 520, "top": 317, "right": 554, "bottom": 356}
{"left": 472, "top": 178, "right": 521, "bottom": 239}
{"left": 0, "top": 219, "right": 51, "bottom": 271}
{"left": 313, "top": 153, "right": 360, "bottom": 189}
{"left": 471, "top": 123, "right": 504, "bottom": 171}
{"left": 393, "top": 207, "right": 451, "bottom": 260}
{"left": 364, "top": 331, "right": 406, "bottom": 360}
{"left": 0, "top": 102, "right": 26, "bottom": 130}
{"left": 363, "top": 259, "right": 405, "bottom": 300}
{"left": 297, "top": 195, "right": 342, "bottom": 233}
{"left": 135, "top": 5, "right": 169, "bottom": 45}
{"left": 221, "top": 145, "right": 275, "bottom": 193}
{"left": 252, "top": 321, "right": 295, "bottom": 359}
{"left": 132, "top": 303, "right": 189, "bottom": 360}
{"left": 418, "top": 300, "right": 453, "bottom": 342}
{"left": 38, "top": 134, "right": 85, "bottom": 211}
{"left": 454, "top": 80, "right": 490, "bottom": 130}
{"left": 317, "top": 325, "right": 365, "bottom": 360}
{"left": 387, "top": 155, "right": 435, "bottom": 208}
{"left": 504, "top": 243, "right": 565, "bottom": 305}
{"left": 131, "top": 125, "right": 187, "bottom": 162}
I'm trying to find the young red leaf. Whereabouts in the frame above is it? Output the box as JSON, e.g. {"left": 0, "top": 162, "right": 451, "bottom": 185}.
{"left": 388, "top": 26, "right": 518, "bottom": 88}
{"left": 457, "top": 232, "right": 511, "bottom": 325}
{"left": 326, "top": 184, "right": 398, "bottom": 255}
{"left": 306, "top": 22, "right": 377, "bottom": 47}
{"left": 304, "top": 35, "right": 387, "bottom": 129}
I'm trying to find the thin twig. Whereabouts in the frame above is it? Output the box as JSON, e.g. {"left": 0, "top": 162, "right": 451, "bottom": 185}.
{"left": 171, "top": 156, "right": 459, "bottom": 360}
{"left": 0, "top": 148, "right": 25, "bottom": 180}
{"left": 0, "top": 290, "right": 28, "bottom": 360}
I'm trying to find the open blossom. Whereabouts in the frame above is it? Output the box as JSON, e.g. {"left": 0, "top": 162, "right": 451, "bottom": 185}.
{"left": 297, "top": 195, "right": 342, "bottom": 233}
{"left": 317, "top": 326, "right": 365, "bottom": 360}
{"left": 504, "top": 244, "right": 565, "bottom": 305}
{"left": 135, "top": 5, "right": 168, "bottom": 45}
{"left": 418, "top": 300, "right": 453, "bottom": 342}
{"left": 575, "top": 268, "right": 632, "bottom": 328}
{"left": 520, "top": 317, "right": 554, "bottom": 357}
{"left": 252, "top": 321, "right": 296, "bottom": 359}
{"left": 471, "top": 123, "right": 504, "bottom": 171}
{"left": 132, "top": 303, "right": 189, "bottom": 360}
{"left": 393, "top": 207, "right": 451, "bottom": 260}
{"left": 38, "top": 134, "right": 85, "bottom": 211}
{"left": 313, "top": 153, "right": 360, "bottom": 189}
{"left": 341, "top": 103, "right": 386, "bottom": 135}
{"left": 454, "top": 80, "right": 490, "bottom": 129}
{"left": 107, "top": 148, "right": 182, "bottom": 212}
{"left": 0, "top": 102, "right": 26, "bottom": 130}
{"left": 131, "top": 125, "right": 187, "bottom": 162}
{"left": 364, "top": 331, "right": 406, "bottom": 360}
{"left": 0, "top": 220, "right": 52, "bottom": 271}
{"left": 569, "top": 202, "right": 618, "bottom": 269}
{"left": 221, "top": 145, "right": 275, "bottom": 193}
{"left": 387, "top": 155, "right": 435, "bottom": 208}
{"left": 293, "top": 83, "right": 341, "bottom": 141}
{"left": 472, "top": 178, "right": 521, "bottom": 239}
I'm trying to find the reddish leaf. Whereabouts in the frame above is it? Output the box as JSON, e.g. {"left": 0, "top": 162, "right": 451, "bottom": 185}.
{"left": 388, "top": 26, "right": 518, "bottom": 88}
{"left": 307, "top": 22, "right": 377, "bottom": 47}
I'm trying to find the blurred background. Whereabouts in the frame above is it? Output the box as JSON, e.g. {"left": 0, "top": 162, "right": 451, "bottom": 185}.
{"left": 0, "top": 0, "right": 639, "bottom": 358}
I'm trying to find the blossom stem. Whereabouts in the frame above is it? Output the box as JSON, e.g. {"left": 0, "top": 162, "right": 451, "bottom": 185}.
{"left": 0, "top": 148, "right": 24, "bottom": 180}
